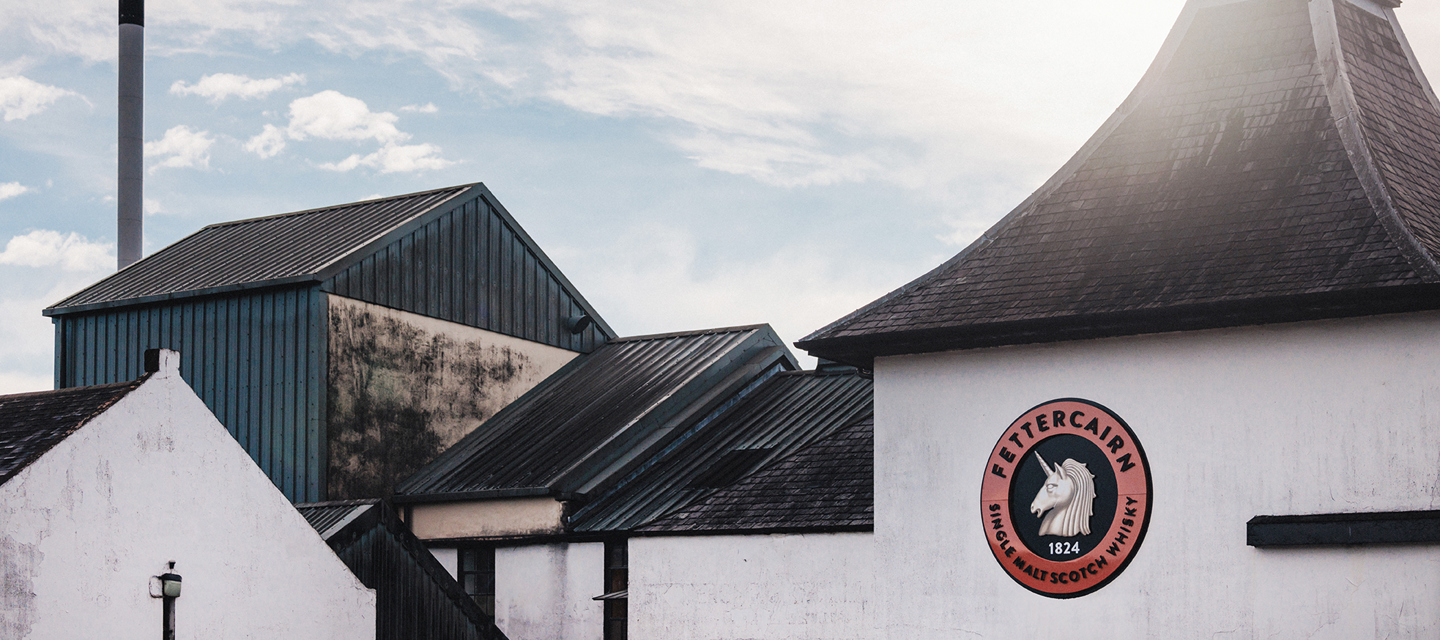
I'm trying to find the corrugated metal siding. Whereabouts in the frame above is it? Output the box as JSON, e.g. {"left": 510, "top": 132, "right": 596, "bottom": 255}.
{"left": 49, "top": 186, "right": 470, "bottom": 311}
{"left": 54, "top": 285, "right": 327, "bottom": 502}
{"left": 319, "top": 503, "right": 508, "bottom": 640}
{"left": 325, "top": 193, "right": 606, "bottom": 351}
{"left": 570, "top": 370, "right": 873, "bottom": 532}
{"left": 396, "top": 326, "right": 793, "bottom": 498}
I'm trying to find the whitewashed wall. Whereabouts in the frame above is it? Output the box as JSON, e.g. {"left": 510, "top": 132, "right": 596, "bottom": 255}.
{"left": 876, "top": 311, "right": 1440, "bottom": 638}
{"left": 630, "top": 532, "right": 874, "bottom": 640}
{"left": 0, "top": 353, "right": 376, "bottom": 640}
{"left": 495, "top": 542, "right": 603, "bottom": 640}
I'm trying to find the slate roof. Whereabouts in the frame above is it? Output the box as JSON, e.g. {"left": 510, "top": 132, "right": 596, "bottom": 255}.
{"left": 568, "top": 368, "right": 872, "bottom": 532}
{"left": 800, "top": 0, "right": 1440, "bottom": 366}
{"left": 0, "top": 381, "right": 143, "bottom": 485}
{"left": 640, "top": 416, "right": 873, "bottom": 534}
{"left": 48, "top": 185, "right": 471, "bottom": 313}
{"left": 394, "top": 325, "right": 798, "bottom": 502}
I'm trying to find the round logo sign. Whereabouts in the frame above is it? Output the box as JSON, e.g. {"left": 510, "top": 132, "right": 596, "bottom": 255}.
{"left": 980, "top": 398, "right": 1152, "bottom": 598}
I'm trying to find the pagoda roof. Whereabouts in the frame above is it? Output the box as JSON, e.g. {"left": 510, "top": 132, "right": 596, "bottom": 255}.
{"left": 801, "top": 0, "right": 1440, "bottom": 366}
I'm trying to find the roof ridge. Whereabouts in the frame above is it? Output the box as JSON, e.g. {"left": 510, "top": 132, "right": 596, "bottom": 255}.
{"left": 200, "top": 183, "right": 475, "bottom": 230}
{"left": 294, "top": 498, "right": 382, "bottom": 508}
{"left": 0, "top": 378, "right": 142, "bottom": 401}
{"left": 609, "top": 323, "right": 771, "bottom": 343}
{"left": 1313, "top": 0, "right": 1440, "bottom": 282}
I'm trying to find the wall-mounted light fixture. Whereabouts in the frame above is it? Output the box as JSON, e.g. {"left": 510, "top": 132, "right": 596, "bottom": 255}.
{"left": 159, "top": 565, "right": 182, "bottom": 598}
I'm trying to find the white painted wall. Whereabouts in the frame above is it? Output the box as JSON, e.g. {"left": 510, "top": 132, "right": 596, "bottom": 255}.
{"left": 430, "top": 547, "right": 459, "bottom": 580}
{"left": 630, "top": 532, "right": 874, "bottom": 640}
{"left": 876, "top": 311, "right": 1440, "bottom": 638}
{"left": 495, "top": 542, "right": 604, "bottom": 640}
{"left": 0, "top": 352, "right": 376, "bottom": 640}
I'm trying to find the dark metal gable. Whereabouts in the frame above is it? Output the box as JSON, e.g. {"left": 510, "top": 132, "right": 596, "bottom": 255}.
{"left": 44, "top": 182, "right": 613, "bottom": 351}
{"left": 323, "top": 183, "right": 612, "bottom": 351}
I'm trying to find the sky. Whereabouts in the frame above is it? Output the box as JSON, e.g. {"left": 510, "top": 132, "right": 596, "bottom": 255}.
{"left": 3, "top": 0, "right": 1440, "bottom": 393}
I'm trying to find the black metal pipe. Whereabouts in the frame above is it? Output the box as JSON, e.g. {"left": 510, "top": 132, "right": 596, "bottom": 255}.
{"left": 162, "top": 595, "right": 175, "bottom": 640}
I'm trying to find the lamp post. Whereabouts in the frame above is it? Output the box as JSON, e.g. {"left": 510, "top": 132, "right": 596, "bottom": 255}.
{"left": 158, "top": 562, "right": 181, "bottom": 640}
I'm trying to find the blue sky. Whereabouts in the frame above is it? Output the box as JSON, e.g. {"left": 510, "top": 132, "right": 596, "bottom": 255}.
{"left": 3, "top": 0, "right": 1440, "bottom": 392}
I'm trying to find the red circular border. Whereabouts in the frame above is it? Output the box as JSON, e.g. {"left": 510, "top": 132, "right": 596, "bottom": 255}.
{"left": 979, "top": 398, "right": 1152, "bottom": 598}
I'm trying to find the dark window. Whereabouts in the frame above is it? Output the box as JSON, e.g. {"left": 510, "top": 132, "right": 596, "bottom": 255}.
{"left": 604, "top": 540, "right": 628, "bottom": 640}
{"left": 459, "top": 546, "right": 496, "bottom": 616}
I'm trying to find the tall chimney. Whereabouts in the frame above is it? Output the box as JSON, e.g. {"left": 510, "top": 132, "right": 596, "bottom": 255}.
{"left": 117, "top": 0, "right": 144, "bottom": 270}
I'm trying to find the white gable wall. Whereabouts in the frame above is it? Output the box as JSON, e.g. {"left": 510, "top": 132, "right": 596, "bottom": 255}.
{"left": 875, "top": 310, "right": 1440, "bottom": 638}
{"left": 0, "top": 357, "right": 376, "bottom": 640}
{"left": 630, "top": 532, "right": 874, "bottom": 640}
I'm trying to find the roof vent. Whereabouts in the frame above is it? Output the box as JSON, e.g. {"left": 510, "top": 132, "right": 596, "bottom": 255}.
{"left": 565, "top": 313, "right": 594, "bottom": 335}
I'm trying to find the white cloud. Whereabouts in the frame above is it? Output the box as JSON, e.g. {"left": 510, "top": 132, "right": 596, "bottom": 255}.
{"left": 144, "top": 198, "right": 164, "bottom": 215}
{"left": 0, "top": 229, "right": 114, "bottom": 272}
{"left": 400, "top": 103, "right": 439, "bottom": 113}
{"left": 244, "top": 123, "right": 287, "bottom": 158}
{"left": 319, "top": 142, "right": 454, "bottom": 173}
{"left": 0, "top": 231, "right": 115, "bottom": 395}
{"left": 0, "top": 182, "right": 28, "bottom": 201}
{"left": 285, "top": 90, "right": 406, "bottom": 143}
{"left": 144, "top": 125, "right": 215, "bottom": 173}
{"left": 170, "top": 72, "right": 305, "bottom": 102}
{"left": 561, "top": 222, "right": 920, "bottom": 367}
{"left": 248, "top": 90, "right": 451, "bottom": 172}
{"left": 0, "top": 76, "right": 75, "bottom": 121}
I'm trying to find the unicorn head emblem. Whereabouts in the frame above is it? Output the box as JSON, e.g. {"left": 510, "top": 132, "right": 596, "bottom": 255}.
{"left": 1029, "top": 452, "right": 1096, "bottom": 537}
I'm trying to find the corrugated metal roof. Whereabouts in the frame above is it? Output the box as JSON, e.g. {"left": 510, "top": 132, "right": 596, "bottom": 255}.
{"left": 295, "top": 499, "right": 378, "bottom": 539}
{"left": 47, "top": 185, "right": 472, "bottom": 313}
{"left": 0, "top": 380, "right": 143, "bottom": 485}
{"left": 570, "top": 369, "right": 872, "bottom": 532}
{"left": 394, "top": 325, "right": 797, "bottom": 501}
{"left": 640, "top": 415, "right": 873, "bottom": 534}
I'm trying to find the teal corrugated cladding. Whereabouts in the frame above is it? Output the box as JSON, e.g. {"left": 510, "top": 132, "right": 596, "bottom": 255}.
{"left": 53, "top": 285, "right": 327, "bottom": 502}
{"left": 325, "top": 194, "right": 605, "bottom": 352}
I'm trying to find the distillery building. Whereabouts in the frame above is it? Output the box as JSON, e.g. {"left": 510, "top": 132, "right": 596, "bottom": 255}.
{"left": 43, "top": 183, "right": 612, "bottom": 503}
{"left": 799, "top": 0, "right": 1440, "bottom": 637}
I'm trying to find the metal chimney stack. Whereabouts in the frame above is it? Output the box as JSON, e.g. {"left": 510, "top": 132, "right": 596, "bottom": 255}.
{"left": 117, "top": 0, "right": 144, "bottom": 270}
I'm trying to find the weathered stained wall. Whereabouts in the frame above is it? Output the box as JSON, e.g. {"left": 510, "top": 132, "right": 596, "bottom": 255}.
{"left": 875, "top": 310, "right": 1440, "bottom": 638}
{"left": 630, "top": 533, "right": 875, "bottom": 640}
{"left": 495, "top": 542, "right": 604, "bottom": 640}
{"left": 0, "top": 354, "right": 375, "bottom": 639}
{"left": 327, "top": 295, "right": 577, "bottom": 500}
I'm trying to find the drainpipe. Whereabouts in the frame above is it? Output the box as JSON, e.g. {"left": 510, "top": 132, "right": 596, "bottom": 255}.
{"left": 118, "top": 0, "right": 144, "bottom": 269}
